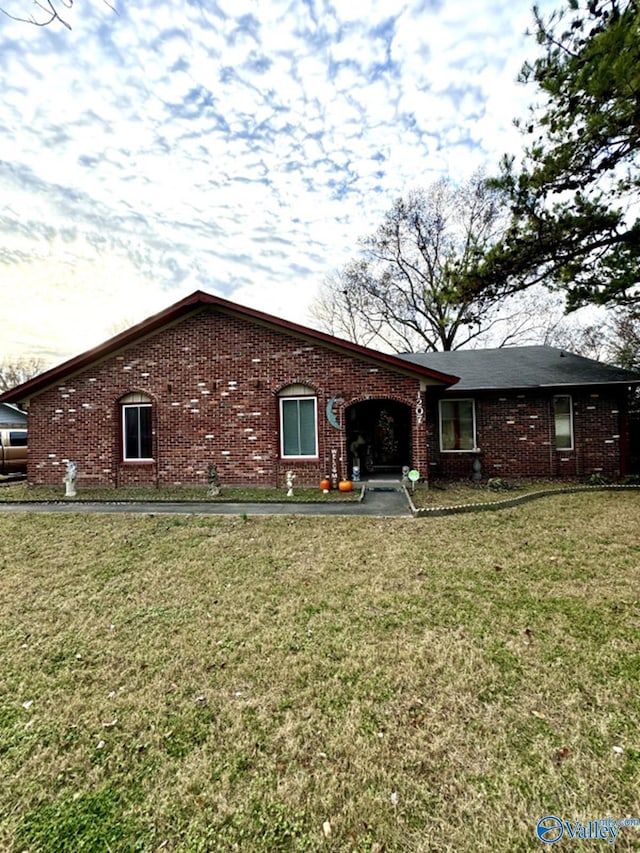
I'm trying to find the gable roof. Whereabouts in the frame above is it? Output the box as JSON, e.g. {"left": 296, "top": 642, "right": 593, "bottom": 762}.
{"left": 0, "top": 290, "right": 458, "bottom": 404}
{"left": 399, "top": 345, "right": 640, "bottom": 391}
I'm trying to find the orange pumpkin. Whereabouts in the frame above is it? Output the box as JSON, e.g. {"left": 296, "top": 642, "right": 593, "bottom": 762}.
{"left": 320, "top": 478, "right": 331, "bottom": 492}
{"left": 338, "top": 479, "right": 353, "bottom": 492}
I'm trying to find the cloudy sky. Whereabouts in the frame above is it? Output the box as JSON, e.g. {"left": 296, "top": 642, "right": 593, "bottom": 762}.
{"left": 0, "top": 0, "right": 555, "bottom": 366}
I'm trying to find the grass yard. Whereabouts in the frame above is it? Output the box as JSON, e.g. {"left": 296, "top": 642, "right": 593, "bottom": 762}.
{"left": 1, "top": 492, "right": 639, "bottom": 852}
{"left": 407, "top": 478, "right": 620, "bottom": 509}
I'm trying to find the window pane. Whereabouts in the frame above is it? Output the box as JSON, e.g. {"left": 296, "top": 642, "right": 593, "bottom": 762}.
{"left": 123, "top": 405, "right": 152, "bottom": 459}
{"left": 139, "top": 406, "right": 152, "bottom": 457}
{"left": 457, "top": 405, "right": 474, "bottom": 450}
{"left": 298, "top": 399, "right": 316, "bottom": 456}
{"left": 282, "top": 399, "right": 301, "bottom": 456}
{"left": 441, "top": 402, "right": 456, "bottom": 450}
{"left": 281, "top": 397, "right": 317, "bottom": 457}
{"left": 124, "top": 407, "right": 139, "bottom": 459}
{"left": 440, "top": 400, "right": 475, "bottom": 451}
{"left": 554, "top": 396, "right": 573, "bottom": 449}
{"left": 555, "top": 419, "right": 572, "bottom": 448}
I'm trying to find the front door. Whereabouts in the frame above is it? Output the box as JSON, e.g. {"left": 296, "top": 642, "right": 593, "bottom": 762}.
{"left": 346, "top": 400, "right": 411, "bottom": 477}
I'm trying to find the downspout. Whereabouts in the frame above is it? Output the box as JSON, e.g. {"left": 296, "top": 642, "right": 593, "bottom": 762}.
{"left": 339, "top": 398, "right": 346, "bottom": 482}
{"left": 619, "top": 388, "right": 629, "bottom": 478}
{"left": 575, "top": 395, "right": 581, "bottom": 479}
{"left": 548, "top": 396, "right": 554, "bottom": 478}
{"left": 154, "top": 404, "right": 160, "bottom": 489}
{"left": 115, "top": 401, "right": 121, "bottom": 488}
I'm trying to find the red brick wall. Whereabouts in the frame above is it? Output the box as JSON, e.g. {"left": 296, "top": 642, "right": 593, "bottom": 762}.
{"left": 26, "top": 308, "right": 428, "bottom": 488}
{"left": 426, "top": 387, "right": 629, "bottom": 480}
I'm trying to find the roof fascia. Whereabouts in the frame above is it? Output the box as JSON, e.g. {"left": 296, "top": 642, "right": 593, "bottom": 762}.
{"left": 538, "top": 380, "right": 640, "bottom": 387}
{"left": 442, "top": 379, "right": 640, "bottom": 393}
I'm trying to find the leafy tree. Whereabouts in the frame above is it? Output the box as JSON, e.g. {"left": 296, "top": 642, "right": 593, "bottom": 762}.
{"left": 0, "top": 356, "right": 47, "bottom": 393}
{"left": 311, "top": 175, "right": 555, "bottom": 353}
{"left": 467, "top": 0, "right": 640, "bottom": 311}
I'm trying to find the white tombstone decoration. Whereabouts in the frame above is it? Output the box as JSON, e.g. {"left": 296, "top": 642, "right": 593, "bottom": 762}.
{"left": 63, "top": 461, "right": 77, "bottom": 497}
{"left": 285, "top": 470, "right": 296, "bottom": 497}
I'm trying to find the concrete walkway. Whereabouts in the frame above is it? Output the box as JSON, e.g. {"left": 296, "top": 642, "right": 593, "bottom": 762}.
{"left": 0, "top": 485, "right": 413, "bottom": 518}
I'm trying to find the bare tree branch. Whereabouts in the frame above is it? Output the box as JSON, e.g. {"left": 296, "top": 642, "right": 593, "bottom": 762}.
{"left": 312, "top": 174, "right": 560, "bottom": 353}
{"left": 1, "top": 0, "right": 116, "bottom": 29}
{"left": 1, "top": 0, "right": 73, "bottom": 28}
{"left": 0, "top": 356, "right": 47, "bottom": 393}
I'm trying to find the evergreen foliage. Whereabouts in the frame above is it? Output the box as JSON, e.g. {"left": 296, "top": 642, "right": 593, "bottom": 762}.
{"left": 468, "top": 0, "right": 640, "bottom": 310}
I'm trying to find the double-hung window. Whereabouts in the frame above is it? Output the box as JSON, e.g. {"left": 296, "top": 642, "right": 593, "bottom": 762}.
{"left": 439, "top": 399, "right": 476, "bottom": 451}
{"left": 553, "top": 395, "right": 573, "bottom": 450}
{"left": 279, "top": 385, "right": 317, "bottom": 458}
{"left": 121, "top": 394, "right": 153, "bottom": 461}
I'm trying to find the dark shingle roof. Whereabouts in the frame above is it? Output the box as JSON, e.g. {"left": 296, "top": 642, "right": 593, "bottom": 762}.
{"left": 399, "top": 346, "right": 640, "bottom": 391}
{"left": 0, "top": 402, "right": 27, "bottom": 425}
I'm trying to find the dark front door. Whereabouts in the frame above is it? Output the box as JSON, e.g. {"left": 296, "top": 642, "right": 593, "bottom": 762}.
{"left": 346, "top": 400, "right": 411, "bottom": 476}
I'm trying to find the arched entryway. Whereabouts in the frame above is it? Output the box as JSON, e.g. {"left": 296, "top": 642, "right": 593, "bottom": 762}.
{"left": 345, "top": 399, "right": 412, "bottom": 478}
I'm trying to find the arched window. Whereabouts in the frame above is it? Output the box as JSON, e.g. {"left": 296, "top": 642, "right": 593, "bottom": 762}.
{"left": 278, "top": 384, "right": 317, "bottom": 458}
{"left": 120, "top": 393, "right": 153, "bottom": 461}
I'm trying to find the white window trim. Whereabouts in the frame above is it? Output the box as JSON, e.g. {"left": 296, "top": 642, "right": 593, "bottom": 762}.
{"left": 279, "top": 395, "right": 318, "bottom": 459}
{"left": 439, "top": 398, "right": 478, "bottom": 453}
{"left": 122, "top": 402, "right": 153, "bottom": 461}
{"left": 553, "top": 394, "right": 574, "bottom": 451}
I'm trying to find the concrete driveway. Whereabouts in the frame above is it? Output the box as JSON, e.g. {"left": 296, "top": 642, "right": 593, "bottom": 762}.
{"left": 0, "top": 487, "right": 413, "bottom": 518}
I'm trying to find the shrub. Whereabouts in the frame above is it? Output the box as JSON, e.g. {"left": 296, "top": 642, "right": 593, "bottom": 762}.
{"left": 586, "top": 473, "right": 611, "bottom": 486}
{"left": 487, "top": 478, "right": 516, "bottom": 492}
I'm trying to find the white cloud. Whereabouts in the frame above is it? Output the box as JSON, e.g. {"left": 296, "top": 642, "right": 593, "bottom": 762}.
{"left": 0, "top": 0, "right": 558, "bottom": 366}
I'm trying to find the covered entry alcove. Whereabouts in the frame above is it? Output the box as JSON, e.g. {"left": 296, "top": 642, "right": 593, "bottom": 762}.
{"left": 345, "top": 399, "right": 412, "bottom": 478}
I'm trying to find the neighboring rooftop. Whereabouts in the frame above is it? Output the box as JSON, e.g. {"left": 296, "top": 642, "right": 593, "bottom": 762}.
{"left": 399, "top": 346, "right": 640, "bottom": 391}
{"left": 0, "top": 402, "right": 27, "bottom": 425}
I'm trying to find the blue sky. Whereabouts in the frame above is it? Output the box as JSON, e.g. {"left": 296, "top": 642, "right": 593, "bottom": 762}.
{"left": 0, "top": 0, "right": 554, "bottom": 365}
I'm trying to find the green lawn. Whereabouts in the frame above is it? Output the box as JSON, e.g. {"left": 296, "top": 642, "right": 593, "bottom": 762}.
{"left": 408, "top": 478, "right": 635, "bottom": 509}
{"left": 1, "top": 492, "right": 639, "bottom": 852}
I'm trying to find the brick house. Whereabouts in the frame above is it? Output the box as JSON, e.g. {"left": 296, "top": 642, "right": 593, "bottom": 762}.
{"left": 1, "top": 291, "right": 638, "bottom": 487}
{"left": 0, "top": 292, "right": 454, "bottom": 488}
{"left": 402, "top": 348, "right": 640, "bottom": 480}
